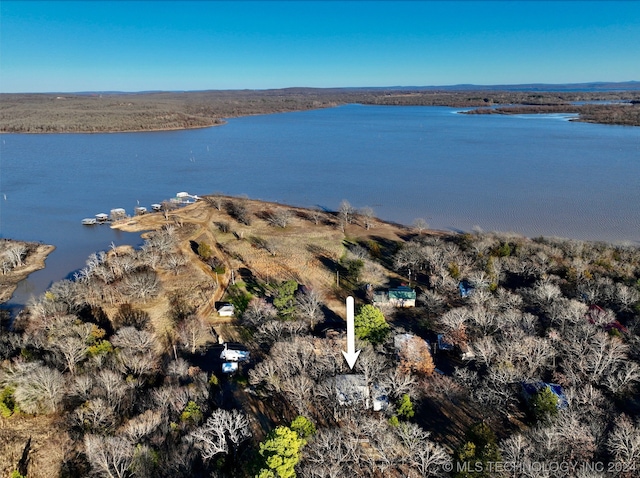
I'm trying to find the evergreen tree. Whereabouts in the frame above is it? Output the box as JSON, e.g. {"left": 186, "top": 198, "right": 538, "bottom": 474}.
{"left": 354, "top": 304, "right": 390, "bottom": 345}
{"left": 257, "top": 426, "right": 306, "bottom": 478}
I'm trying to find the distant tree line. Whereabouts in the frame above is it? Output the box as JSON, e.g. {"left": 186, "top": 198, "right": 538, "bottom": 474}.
{"left": 2, "top": 89, "right": 639, "bottom": 133}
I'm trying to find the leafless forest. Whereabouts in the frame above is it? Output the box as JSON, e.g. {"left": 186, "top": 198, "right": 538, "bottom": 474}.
{"left": 1, "top": 88, "right": 639, "bottom": 133}
{"left": 1, "top": 197, "right": 640, "bottom": 477}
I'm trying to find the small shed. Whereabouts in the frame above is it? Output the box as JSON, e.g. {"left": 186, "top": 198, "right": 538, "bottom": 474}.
{"left": 217, "top": 303, "right": 235, "bottom": 317}
{"left": 373, "top": 286, "right": 416, "bottom": 307}
{"left": 134, "top": 206, "right": 147, "bottom": 215}
{"left": 95, "top": 213, "right": 109, "bottom": 222}
{"left": 151, "top": 204, "right": 162, "bottom": 212}
{"left": 388, "top": 286, "right": 416, "bottom": 307}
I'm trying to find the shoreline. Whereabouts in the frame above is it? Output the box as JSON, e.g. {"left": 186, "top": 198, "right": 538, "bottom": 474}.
{"left": 3, "top": 103, "right": 639, "bottom": 133}
{"left": 0, "top": 120, "right": 226, "bottom": 135}
{"left": 2, "top": 89, "right": 639, "bottom": 134}
{"left": 0, "top": 242, "right": 56, "bottom": 304}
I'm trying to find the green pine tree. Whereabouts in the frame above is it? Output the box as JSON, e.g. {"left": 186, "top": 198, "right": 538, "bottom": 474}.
{"left": 257, "top": 426, "right": 306, "bottom": 478}
{"left": 354, "top": 304, "right": 390, "bottom": 345}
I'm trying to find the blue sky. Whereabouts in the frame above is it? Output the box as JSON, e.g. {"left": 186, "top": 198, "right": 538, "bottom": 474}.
{"left": 1, "top": 1, "right": 638, "bottom": 93}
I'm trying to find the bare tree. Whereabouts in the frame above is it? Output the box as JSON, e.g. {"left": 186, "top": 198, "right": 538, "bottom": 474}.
{"left": 360, "top": 207, "right": 375, "bottom": 230}
{"left": 3, "top": 243, "right": 27, "bottom": 269}
{"left": 394, "top": 242, "right": 426, "bottom": 279}
{"left": 95, "top": 369, "right": 129, "bottom": 411}
{"left": 3, "top": 360, "right": 66, "bottom": 414}
{"left": 255, "top": 320, "right": 309, "bottom": 348}
{"left": 338, "top": 200, "right": 355, "bottom": 226}
{"left": 267, "top": 208, "right": 294, "bottom": 228}
{"left": 111, "top": 327, "right": 157, "bottom": 354}
{"left": 413, "top": 218, "right": 429, "bottom": 235}
{"left": 206, "top": 193, "right": 225, "bottom": 211}
{"left": 75, "top": 397, "right": 118, "bottom": 433}
{"left": 120, "top": 269, "right": 161, "bottom": 302}
{"left": 381, "top": 367, "right": 417, "bottom": 400}
{"left": 296, "top": 287, "right": 324, "bottom": 328}
{"left": 165, "top": 253, "right": 187, "bottom": 275}
{"left": 300, "top": 428, "right": 352, "bottom": 478}
{"left": 249, "top": 358, "right": 283, "bottom": 394}
{"left": 84, "top": 434, "right": 134, "bottom": 478}
{"left": 607, "top": 414, "right": 640, "bottom": 472}
{"left": 225, "top": 198, "right": 251, "bottom": 225}
{"left": 396, "top": 423, "right": 451, "bottom": 476}
{"left": 241, "top": 297, "right": 278, "bottom": 328}
{"left": 177, "top": 315, "right": 216, "bottom": 354}
{"left": 167, "top": 357, "right": 191, "bottom": 380}
{"left": 116, "top": 348, "right": 159, "bottom": 377}
{"left": 310, "top": 207, "right": 325, "bottom": 225}
{"left": 355, "top": 344, "right": 389, "bottom": 386}
{"left": 614, "top": 283, "right": 640, "bottom": 312}
{"left": 124, "top": 409, "right": 164, "bottom": 443}
{"left": 191, "top": 409, "right": 251, "bottom": 461}
{"left": 47, "top": 318, "right": 93, "bottom": 375}
{"left": 283, "top": 373, "right": 315, "bottom": 414}
{"left": 71, "top": 374, "right": 94, "bottom": 402}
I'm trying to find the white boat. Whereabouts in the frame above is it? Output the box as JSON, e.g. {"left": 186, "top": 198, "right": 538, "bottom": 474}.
{"left": 134, "top": 206, "right": 147, "bottom": 215}
{"left": 82, "top": 218, "right": 97, "bottom": 225}
{"left": 95, "top": 213, "right": 109, "bottom": 222}
{"left": 151, "top": 203, "right": 162, "bottom": 211}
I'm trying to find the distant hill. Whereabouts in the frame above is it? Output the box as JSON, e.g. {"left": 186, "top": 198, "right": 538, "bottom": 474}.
{"left": 33, "top": 81, "right": 640, "bottom": 96}
{"left": 417, "top": 81, "right": 640, "bottom": 92}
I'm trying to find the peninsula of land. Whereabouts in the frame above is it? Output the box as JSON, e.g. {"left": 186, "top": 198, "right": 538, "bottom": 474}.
{"left": 1, "top": 84, "right": 639, "bottom": 133}
{"left": 0, "top": 240, "right": 55, "bottom": 303}
{"left": 2, "top": 194, "right": 639, "bottom": 478}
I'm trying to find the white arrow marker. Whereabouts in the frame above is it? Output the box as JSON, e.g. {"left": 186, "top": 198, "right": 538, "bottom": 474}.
{"left": 342, "top": 296, "right": 361, "bottom": 369}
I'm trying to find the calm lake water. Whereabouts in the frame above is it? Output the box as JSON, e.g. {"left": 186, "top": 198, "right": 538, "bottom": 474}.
{"left": 1, "top": 105, "right": 639, "bottom": 307}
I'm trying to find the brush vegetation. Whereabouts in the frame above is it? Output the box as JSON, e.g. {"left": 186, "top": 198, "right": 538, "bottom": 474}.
{"left": 1, "top": 196, "right": 640, "bottom": 477}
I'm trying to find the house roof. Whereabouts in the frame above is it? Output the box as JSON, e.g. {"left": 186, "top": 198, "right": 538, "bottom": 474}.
{"left": 388, "top": 286, "right": 416, "bottom": 300}
{"left": 459, "top": 280, "right": 473, "bottom": 298}
{"left": 335, "top": 374, "right": 369, "bottom": 406}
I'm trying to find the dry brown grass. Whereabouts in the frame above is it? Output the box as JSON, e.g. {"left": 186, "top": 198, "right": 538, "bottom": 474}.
{"left": 0, "top": 415, "right": 70, "bottom": 478}
{"left": 113, "top": 196, "right": 414, "bottom": 321}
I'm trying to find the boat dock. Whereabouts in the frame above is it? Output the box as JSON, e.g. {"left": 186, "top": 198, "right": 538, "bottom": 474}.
{"left": 82, "top": 191, "right": 201, "bottom": 224}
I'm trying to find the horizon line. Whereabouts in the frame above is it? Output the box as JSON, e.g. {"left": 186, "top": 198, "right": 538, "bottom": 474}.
{"left": 2, "top": 80, "right": 640, "bottom": 95}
